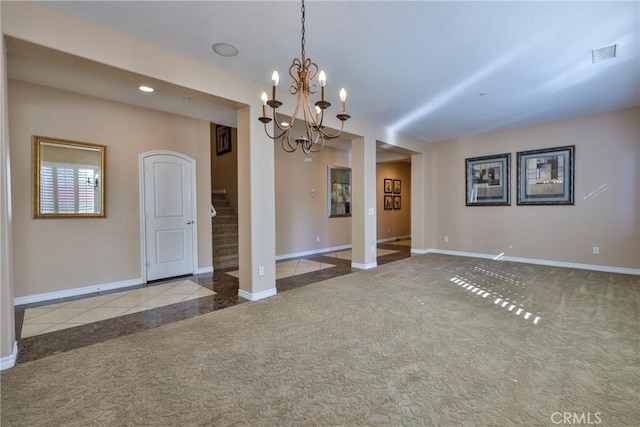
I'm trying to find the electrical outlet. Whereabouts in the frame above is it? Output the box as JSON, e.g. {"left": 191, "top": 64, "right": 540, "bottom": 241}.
{"left": 316, "top": 236, "right": 320, "bottom": 242}
{"left": 444, "top": 236, "right": 449, "bottom": 243}
{"left": 593, "top": 246, "right": 600, "bottom": 255}
{"left": 258, "top": 266, "right": 265, "bottom": 276}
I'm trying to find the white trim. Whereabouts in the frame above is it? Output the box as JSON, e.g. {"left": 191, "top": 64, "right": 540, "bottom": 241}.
{"left": 425, "top": 249, "right": 640, "bottom": 275}
{"left": 197, "top": 266, "right": 214, "bottom": 275}
{"left": 410, "top": 248, "right": 429, "bottom": 255}
{"left": 0, "top": 341, "right": 18, "bottom": 371}
{"left": 238, "top": 287, "right": 277, "bottom": 301}
{"left": 377, "top": 235, "right": 411, "bottom": 244}
{"left": 14, "top": 278, "right": 142, "bottom": 306}
{"left": 276, "top": 244, "right": 352, "bottom": 261}
{"left": 352, "top": 261, "right": 378, "bottom": 270}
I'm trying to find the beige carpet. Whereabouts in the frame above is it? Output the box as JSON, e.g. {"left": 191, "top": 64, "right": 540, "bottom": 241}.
{"left": 2, "top": 254, "right": 639, "bottom": 426}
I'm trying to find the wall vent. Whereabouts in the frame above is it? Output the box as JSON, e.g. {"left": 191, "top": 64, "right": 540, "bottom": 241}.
{"left": 592, "top": 44, "right": 617, "bottom": 63}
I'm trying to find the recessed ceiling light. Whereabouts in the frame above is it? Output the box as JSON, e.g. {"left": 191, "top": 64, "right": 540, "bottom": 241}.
{"left": 212, "top": 43, "right": 239, "bottom": 57}
{"left": 592, "top": 44, "right": 617, "bottom": 63}
{"left": 138, "top": 85, "right": 154, "bottom": 93}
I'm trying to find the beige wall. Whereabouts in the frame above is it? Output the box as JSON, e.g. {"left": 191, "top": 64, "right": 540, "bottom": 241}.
{"left": 377, "top": 162, "right": 411, "bottom": 240}
{"left": 8, "top": 80, "right": 213, "bottom": 298}
{"left": 428, "top": 107, "right": 640, "bottom": 269}
{"left": 275, "top": 146, "right": 351, "bottom": 256}
{"left": 210, "top": 123, "right": 238, "bottom": 213}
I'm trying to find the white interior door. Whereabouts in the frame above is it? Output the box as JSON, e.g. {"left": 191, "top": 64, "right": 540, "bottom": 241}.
{"left": 143, "top": 153, "right": 195, "bottom": 281}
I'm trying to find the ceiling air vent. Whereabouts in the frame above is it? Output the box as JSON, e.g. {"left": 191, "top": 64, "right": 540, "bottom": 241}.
{"left": 592, "top": 44, "right": 617, "bottom": 63}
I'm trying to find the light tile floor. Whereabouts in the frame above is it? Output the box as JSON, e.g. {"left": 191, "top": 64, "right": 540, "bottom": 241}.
{"left": 226, "top": 247, "right": 400, "bottom": 280}
{"left": 226, "top": 259, "right": 337, "bottom": 280}
{"left": 21, "top": 280, "right": 215, "bottom": 338}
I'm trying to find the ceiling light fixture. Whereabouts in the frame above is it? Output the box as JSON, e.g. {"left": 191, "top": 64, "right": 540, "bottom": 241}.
{"left": 258, "top": 0, "right": 350, "bottom": 153}
{"left": 212, "top": 42, "right": 239, "bottom": 57}
{"left": 138, "top": 85, "right": 154, "bottom": 93}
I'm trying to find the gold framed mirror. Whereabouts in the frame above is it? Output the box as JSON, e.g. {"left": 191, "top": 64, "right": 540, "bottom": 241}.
{"left": 33, "top": 136, "right": 106, "bottom": 218}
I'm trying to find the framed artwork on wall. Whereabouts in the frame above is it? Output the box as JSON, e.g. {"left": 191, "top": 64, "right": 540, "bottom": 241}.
{"left": 384, "top": 195, "right": 393, "bottom": 210}
{"left": 384, "top": 178, "right": 393, "bottom": 194}
{"left": 393, "top": 179, "right": 402, "bottom": 194}
{"left": 393, "top": 196, "right": 401, "bottom": 210}
{"left": 465, "top": 153, "right": 510, "bottom": 206}
{"left": 517, "top": 145, "right": 575, "bottom": 205}
{"left": 215, "top": 125, "right": 232, "bottom": 156}
{"left": 328, "top": 166, "right": 352, "bottom": 217}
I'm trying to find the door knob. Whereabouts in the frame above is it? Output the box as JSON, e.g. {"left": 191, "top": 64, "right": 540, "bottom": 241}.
{"left": 186, "top": 220, "right": 194, "bottom": 225}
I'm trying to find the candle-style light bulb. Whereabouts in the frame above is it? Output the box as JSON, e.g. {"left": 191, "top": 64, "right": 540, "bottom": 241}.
{"left": 318, "top": 71, "right": 326, "bottom": 87}
{"left": 271, "top": 71, "right": 279, "bottom": 101}
{"left": 339, "top": 88, "right": 347, "bottom": 113}
{"left": 261, "top": 92, "right": 268, "bottom": 117}
{"left": 318, "top": 70, "right": 327, "bottom": 102}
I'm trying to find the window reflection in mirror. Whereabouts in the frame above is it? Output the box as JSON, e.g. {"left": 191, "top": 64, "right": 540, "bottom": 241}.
{"left": 33, "top": 136, "right": 106, "bottom": 218}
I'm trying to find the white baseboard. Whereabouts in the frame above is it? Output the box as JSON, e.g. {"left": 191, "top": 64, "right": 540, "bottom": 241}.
{"left": 14, "top": 278, "right": 143, "bottom": 306}
{"left": 352, "top": 261, "right": 378, "bottom": 270}
{"left": 377, "top": 235, "right": 411, "bottom": 244}
{"left": 425, "top": 249, "right": 640, "bottom": 275}
{"left": 276, "top": 244, "right": 352, "bottom": 261}
{"left": 0, "top": 341, "right": 18, "bottom": 371}
{"left": 197, "top": 266, "right": 214, "bottom": 275}
{"left": 238, "top": 287, "right": 277, "bottom": 301}
{"left": 411, "top": 248, "right": 429, "bottom": 255}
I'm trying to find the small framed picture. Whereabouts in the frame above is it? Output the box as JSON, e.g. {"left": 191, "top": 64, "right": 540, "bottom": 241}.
{"left": 384, "top": 195, "right": 393, "bottom": 210}
{"left": 393, "top": 179, "right": 401, "bottom": 194}
{"left": 215, "top": 125, "right": 232, "bottom": 156}
{"left": 383, "top": 178, "right": 393, "bottom": 194}
{"left": 393, "top": 196, "right": 401, "bottom": 210}
{"left": 517, "top": 145, "right": 575, "bottom": 205}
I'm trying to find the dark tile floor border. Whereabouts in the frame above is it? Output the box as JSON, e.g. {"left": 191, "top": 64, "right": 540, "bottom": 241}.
{"left": 15, "top": 243, "right": 412, "bottom": 364}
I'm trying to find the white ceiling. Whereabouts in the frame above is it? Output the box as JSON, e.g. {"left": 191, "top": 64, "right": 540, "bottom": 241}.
{"left": 12, "top": 1, "right": 640, "bottom": 144}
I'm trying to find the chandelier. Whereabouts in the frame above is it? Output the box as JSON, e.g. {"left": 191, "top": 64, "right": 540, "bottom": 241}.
{"left": 259, "top": 0, "right": 350, "bottom": 154}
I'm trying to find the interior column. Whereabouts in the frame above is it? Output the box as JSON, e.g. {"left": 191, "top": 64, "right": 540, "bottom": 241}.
{"left": 236, "top": 105, "right": 277, "bottom": 300}
{"left": 351, "top": 136, "right": 377, "bottom": 269}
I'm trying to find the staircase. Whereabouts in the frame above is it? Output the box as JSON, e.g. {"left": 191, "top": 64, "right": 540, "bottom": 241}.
{"left": 212, "top": 192, "right": 239, "bottom": 270}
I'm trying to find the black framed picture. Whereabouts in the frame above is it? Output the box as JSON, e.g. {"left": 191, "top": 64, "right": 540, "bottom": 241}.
{"left": 517, "top": 145, "right": 575, "bottom": 205}
{"left": 384, "top": 178, "right": 393, "bottom": 194}
{"left": 383, "top": 195, "right": 393, "bottom": 210}
{"left": 465, "top": 153, "right": 510, "bottom": 206}
{"left": 393, "top": 179, "right": 401, "bottom": 194}
{"left": 393, "top": 196, "right": 401, "bottom": 210}
{"left": 215, "top": 125, "right": 232, "bottom": 156}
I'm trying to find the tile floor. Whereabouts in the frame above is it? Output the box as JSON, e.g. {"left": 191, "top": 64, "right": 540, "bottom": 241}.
{"left": 226, "top": 247, "right": 399, "bottom": 279}
{"left": 21, "top": 280, "right": 215, "bottom": 338}
{"left": 14, "top": 240, "right": 412, "bottom": 364}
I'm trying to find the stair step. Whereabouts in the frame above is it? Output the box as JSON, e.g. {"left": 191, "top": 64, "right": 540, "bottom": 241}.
{"left": 214, "top": 242, "right": 239, "bottom": 256}
{"left": 213, "top": 206, "right": 235, "bottom": 216}
{"left": 213, "top": 233, "right": 238, "bottom": 244}
{"left": 213, "top": 224, "right": 238, "bottom": 234}
{"left": 213, "top": 215, "right": 237, "bottom": 225}
{"left": 214, "top": 254, "right": 239, "bottom": 270}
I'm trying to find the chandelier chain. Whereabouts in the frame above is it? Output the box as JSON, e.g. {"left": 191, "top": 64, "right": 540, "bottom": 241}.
{"left": 300, "top": 0, "right": 306, "bottom": 64}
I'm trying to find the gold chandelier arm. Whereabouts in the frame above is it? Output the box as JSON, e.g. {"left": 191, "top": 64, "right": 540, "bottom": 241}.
{"left": 317, "top": 119, "right": 347, "bottom": 140}
{"left": 262, "top": 119, "right": 289, "bottom": 141}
